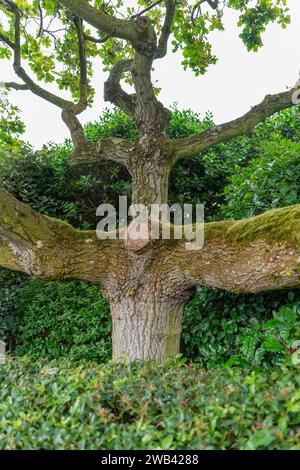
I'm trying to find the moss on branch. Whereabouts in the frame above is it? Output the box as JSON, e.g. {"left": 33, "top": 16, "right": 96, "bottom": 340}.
{"left": 205, "top": 205, "right": 300, "bottom": 247}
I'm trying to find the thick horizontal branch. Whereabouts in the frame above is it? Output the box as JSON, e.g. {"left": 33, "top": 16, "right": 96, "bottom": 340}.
{"left": 68, "top": 137, "right": 133, "bottom": 167}
{"left": 172, "top": 88, "right": 297, "bottom": 160}
{"left": 1, "top": 189, "right": 299, "bottom": 295}
{"left": 0, "top": 188, "right": 124, "bottom": 283}
{"left": 59, "top": 0, "right": 152, "bottom": 45}
{"left": 168, "top": 205, "right": 300, "bottom": 293}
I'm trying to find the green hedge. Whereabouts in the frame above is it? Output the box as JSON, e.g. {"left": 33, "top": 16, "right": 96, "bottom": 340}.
{"left": 0, "top": 358, "right": 299, "bottom": 450}
{"left": 13, "top": 279, "right": 112, "bottom": 363}
{"left": 223, "top": 140, "right": 300, "bottom": 219}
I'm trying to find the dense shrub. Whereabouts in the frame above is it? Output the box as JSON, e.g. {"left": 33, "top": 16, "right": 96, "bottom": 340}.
{"left": 0, "top": 358, "right": 299, "bottom": 450}
{"left": 0, "top": 141, "right": 130, "bottom": 230}
{"left": 0, "top": 270, "right": 26, "bottom": 348}
{"left": 11, "top": 279, "right": 112, "bottom": 363}
{"left": 182, "top": 288, "right": 300, "bottom": 369}
{"left": 254, "top": 106, "right": 300, "bottom": 143}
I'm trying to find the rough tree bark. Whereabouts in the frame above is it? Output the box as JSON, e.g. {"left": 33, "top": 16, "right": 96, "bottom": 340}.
{"left": 1, "top": 0, "right": 300, "bottom": 362}
{"left": 1, "top": 188, "right": 300, "bottom": 361}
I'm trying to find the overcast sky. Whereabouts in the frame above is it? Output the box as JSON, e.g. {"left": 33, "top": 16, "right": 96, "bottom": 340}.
{"left": 1, "top": 0, "right": 300, "bottom": 148}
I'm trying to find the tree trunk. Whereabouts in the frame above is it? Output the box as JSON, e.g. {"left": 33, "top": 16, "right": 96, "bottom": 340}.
{"left": 131, "top": 159, "right": 170, "bottom": 206}
{"left": 1, "top": 190, "right": 300, "bottom": 364}
{"left": 110, "top": 288, "right": 185, "bottom": 362}
{"left": 129, "top": 137, "right": 172, "bottom": 206}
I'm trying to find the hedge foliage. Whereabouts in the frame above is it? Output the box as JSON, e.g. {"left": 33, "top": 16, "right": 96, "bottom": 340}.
{"left": 13, "top": 280, "right": 111, "bottom": 363}
{"left": 182, "top": 288, "right": 300, "bottom": 369}
{"left": 0, "top": 358, "right": 299, "bottom": 450}
{"left": 223, "top": 140, "right": 300, "bottom": 219}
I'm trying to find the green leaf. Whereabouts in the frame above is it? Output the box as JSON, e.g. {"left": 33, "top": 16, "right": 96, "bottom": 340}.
{"left": 248, "top": 430, "right": 275, "bottom": 449}
{"left": 160, "top": 435, "right": 174, "bottom": 449}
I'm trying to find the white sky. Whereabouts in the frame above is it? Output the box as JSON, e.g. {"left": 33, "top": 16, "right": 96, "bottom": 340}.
{"left": 1, "top": 0, "right": 300, "bottom": 148}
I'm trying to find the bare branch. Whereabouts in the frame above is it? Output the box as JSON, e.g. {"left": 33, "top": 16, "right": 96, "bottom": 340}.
{"left": 61, "top": 107, "right": 87, "bottom": 150}
{"left": 131, "top": 0, "right": 163, "bottom": 19}
{"left": 172, "top": 88, "right": 297, "bottom": 160}
{"left": 154, "top": 0, "right": 176, "bottom": 59}
{"left": 68, "top": 137, "right": 132, "bottom": 167}
{"left": 73, "top": 16, "right": 88, "bottom": 111}
{"left": 10, "top": 9, "right": 71, "bottom": 108}
{"left": 36, "top": 1, "right": 44, "bottom": 38}
{"left": 2, "top": 6, "right": 88, "bottom": 149}
{"left": 191, "top": 0, "right": 219, "bottom": 22}
{"left": 3, "top": 81, "right": 28, "bottom": 90}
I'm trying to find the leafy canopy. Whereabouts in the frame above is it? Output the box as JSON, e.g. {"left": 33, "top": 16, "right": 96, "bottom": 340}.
{"left": 0, "top": 88, "right": 25, "bottom": 151}
{"left": 0, "top": 0, "right": 290, "bottom": 107}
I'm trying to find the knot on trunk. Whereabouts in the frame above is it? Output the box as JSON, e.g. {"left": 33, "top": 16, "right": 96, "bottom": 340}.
{"left": 135, "top": 16, "right": 150, "bottom": 29}
{"left": 125, "top": 220, "right": 150, "bottom": 251}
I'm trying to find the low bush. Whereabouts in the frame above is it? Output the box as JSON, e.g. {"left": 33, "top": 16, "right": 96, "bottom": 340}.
{"left": 13, "top": 279, "right": 111, "bottom": 363}
{"left": 0, "top": 358, "right": 299, "bottom": 450}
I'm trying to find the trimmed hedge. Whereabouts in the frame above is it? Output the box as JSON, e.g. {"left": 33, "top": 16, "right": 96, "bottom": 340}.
{"left": 0, "top": 358, "right": 299, "bottom": 450}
